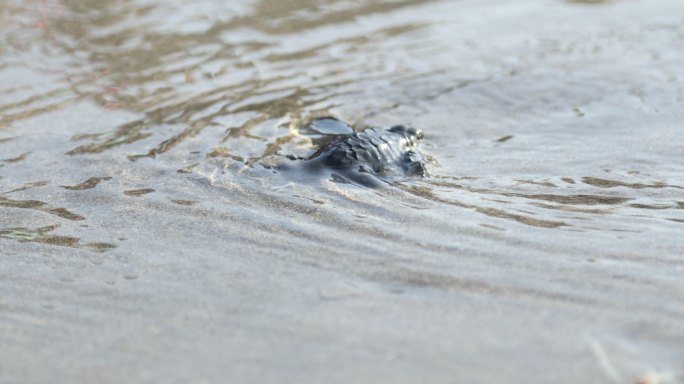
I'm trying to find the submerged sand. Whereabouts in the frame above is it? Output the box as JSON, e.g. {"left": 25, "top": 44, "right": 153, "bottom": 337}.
{"left": 1, "top": 0, "right": 683, "bottom": 382}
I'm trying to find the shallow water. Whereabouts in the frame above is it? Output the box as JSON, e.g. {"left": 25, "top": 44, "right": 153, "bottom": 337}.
{"left": 1, "top": 0, "right": 684, "bottom": 382}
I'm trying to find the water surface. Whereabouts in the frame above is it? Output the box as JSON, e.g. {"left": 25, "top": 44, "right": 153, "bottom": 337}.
{"left": 1, "top": 0, "right": 684, "bottom": 383}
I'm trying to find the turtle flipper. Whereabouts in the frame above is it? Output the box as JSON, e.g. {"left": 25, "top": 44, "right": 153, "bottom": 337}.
{"left": 403, "top": 150, "right": 428, "bottom": 177}
{"left": 331, "top": 169, "right": 385, "bottom": 188}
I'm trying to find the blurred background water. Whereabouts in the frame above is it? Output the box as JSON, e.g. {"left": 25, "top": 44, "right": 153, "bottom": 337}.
{"left": 1, "top": 0, "right": 683, "bottom": 383}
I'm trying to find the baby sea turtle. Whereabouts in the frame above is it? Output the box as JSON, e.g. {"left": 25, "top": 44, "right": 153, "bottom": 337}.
{"left": 301, "top": 118, "right": 428, "bottom": 186}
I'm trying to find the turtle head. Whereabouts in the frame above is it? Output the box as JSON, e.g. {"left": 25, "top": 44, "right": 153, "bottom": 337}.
{"left": 389, "top": 125, "right": 423, "bottom": 146}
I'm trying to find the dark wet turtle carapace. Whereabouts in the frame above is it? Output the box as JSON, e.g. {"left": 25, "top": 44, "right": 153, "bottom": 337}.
{"left": 301, "top": 119, "right": 429, "bottom": 186}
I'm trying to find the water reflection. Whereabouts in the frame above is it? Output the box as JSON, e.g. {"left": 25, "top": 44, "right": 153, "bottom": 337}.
{"left": 2, "top": 0, "right": 432, "bottom": 163}
{"left": 2, "top": 0, "right": 681, "bottom": 231}
{"left": 61, "top": 176, "right": 111, "bottom": 190}
{"left": 0, "top": 195, "right": 84, "bottom": 221}
{"left": 0, "top": 151, "right": 30, "bottom": 165}
{"left": 0, "top": 225, "right": 115, "bottom": 252}
{"left": 123, "top": 188, "right": 154, "bottom": 196}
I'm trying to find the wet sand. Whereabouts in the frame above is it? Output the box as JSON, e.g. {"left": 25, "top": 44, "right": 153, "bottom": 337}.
{"left": 1, "top": 0, "right": 684, "bottom": 383}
